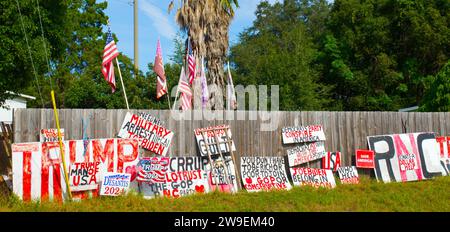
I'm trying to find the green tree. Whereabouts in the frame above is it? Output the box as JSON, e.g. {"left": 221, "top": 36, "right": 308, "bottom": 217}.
{"left": 230, "top": 0, "right": 332, "bottom": 110}
{"left": 420, "top": 61, "right": 450, "bottom": 112}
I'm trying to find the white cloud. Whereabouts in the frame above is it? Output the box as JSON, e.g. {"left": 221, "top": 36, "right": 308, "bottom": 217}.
{"left": 140, "top": 0, "right": 176, "bottom": 39}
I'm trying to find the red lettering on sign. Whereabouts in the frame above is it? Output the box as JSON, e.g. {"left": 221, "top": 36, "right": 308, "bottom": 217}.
{"left": 92, "top": 139, "right": 115, "bottom": 172}
{"left": 117, "top": 139, "right": 138, "bottom": 173}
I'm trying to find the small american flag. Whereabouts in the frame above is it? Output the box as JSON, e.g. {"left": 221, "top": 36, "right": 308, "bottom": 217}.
{"left": 102, "top": 28, "right": 119, "bottom": 93}
{"left": 187, "top": 39, "right": 196, "bottom": 85}
{"left": 178, "top": 66, "right": 192, "bottom": 110}
{"left": 154, "top": 39, "right": 167, "bottom": 99}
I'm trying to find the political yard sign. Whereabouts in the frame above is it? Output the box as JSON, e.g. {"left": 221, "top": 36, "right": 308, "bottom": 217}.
{"left": 287, "top": 142, "right": 326, "bottom": 167}
{"left": 290, "top": 167, "right": 336, "bottom": 188}
{"left": 337, "top": 166, "right": 359, "bottom": 184}
{"left": 322, "top": 151, "right": 341, "bottom": 171}
{"left": 100, "top": 172, "right": 131, "bottom": 196}
{"left": 136, "top": 157, "right": 170, "bottom": 182}
{"left": 240, "top": 157, "right": 292, "bottom": 192}
{"left": 194, "top": 125, "right": 236, "bottom": 156}
{"left": 40, "top": 128, "right": 64, "bottom": 142}
{"left": 367, "top": 132, "right": 442, "bottom": 183}
{"left": 118, "top": 112, "right": 173, "bottom": 156}
{"left": 281, "top": 125, "right": 326, "bottom": 144}
{"left": 12, "top": 138, "right": 139, "bottom": 201}
{"left": 69, "top": 162, "right": 101, "bottom": 192}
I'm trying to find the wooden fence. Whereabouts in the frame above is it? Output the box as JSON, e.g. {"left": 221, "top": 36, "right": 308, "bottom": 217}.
{"left": 12, "top": 109, "right": 450, "bottom": 169}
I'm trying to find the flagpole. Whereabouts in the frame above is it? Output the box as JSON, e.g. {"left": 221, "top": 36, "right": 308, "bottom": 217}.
{"left": 227, "top": 61, "right": 231, "bottom": 111}
{"left": 172, "top": 67, "right": 183, "bottom": 111}
{"left": 115, "top": 57, "right": 130, "bottom": 111}
{"left": 166, "top": 82, "right": 172, "bottom": 109}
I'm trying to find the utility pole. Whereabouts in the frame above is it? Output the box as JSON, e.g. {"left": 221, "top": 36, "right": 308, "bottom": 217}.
{"left": 134, "top": 0, "right": 138, "bottom": 78}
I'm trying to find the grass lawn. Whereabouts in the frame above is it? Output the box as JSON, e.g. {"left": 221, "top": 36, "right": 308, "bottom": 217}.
{"left": 0, "top": 176, "right": 449, "bottom": 212}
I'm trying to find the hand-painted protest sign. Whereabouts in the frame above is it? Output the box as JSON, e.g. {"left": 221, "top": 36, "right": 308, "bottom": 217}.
{"left": 194, "top": 125, "right": 236, "bottom": 156}
{"left": 290, "top": 167, "right": 336, "bottom": 188}
{"left": 281, "top": 125, "right": 326, "bottom": 144}
{"left": 240, "top": 157, "right": 292, "bottom": 192}
{"left": 40, "top": 128, "right": 64, "bottom": 142}
{"left": 287, "top": 142, "right": 326, "bottom": 167}
{"left": 140, "top": 156, "right": 238, "bottom": 198}
{"left": 12, "top": 138, "right": 139, "bottom": 201}
{"left": 436, "top": 136, "right": 450, "bottom": 176}
{"left": 337, "top": 166, "right": 359, "bottom": 184}
{"left": 100, "top": 172, "right": 131, "bottom": 196}
{"left": 322, "top": 151, "right": 341, "bottom": 171}
{"left": 367, "top": 132, "right": 442, "bottom": 183}
{"left": 117, "top": 112, "right": 173, "bottom": 156}
{"left": 69, "top": 162, "right": 100, "bottom": 191}
{"left": 136, "top": 157, "right": 170, "bottom": 182}
{"left": 356, "top": 150, "right": 375, "bottom": 169}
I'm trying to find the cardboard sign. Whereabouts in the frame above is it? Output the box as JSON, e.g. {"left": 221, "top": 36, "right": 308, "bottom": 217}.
{"left": 290, "top": 167, "right": 336, "bottom": 188}
{"left": 40, "top": 128, "right": 65, "bottom": 142}
{"left": 240, "top": 157, "right": 292, "bottom": 192}
{"left": 287, "top": 142, "right": 326, "bottom": 167}
{"left": 117, "top": 112, "right": 173, "bottom": 156}
{"left": 367, "top": 132, "right": 442, "bottom": 183}
{"left": 337, "top": 166, "right": 359, "bottom": 184}
{"left": 322, "top": 151, "right": 341, "bottom": 171}
{"left": 140, "top": 156, "right": 238, "bottom": 198}
{"left": 436, "top": 136, "right": 450, "bottom": 176}
{"left": 356, "top": 150, "right": 375, "bottom": 169}
{"left": 12, "top": 138, "right": 139, "bottom": 201}
{"left": 141, "top": 169, "right": 209, "bottom": 199}
{"left": 100, "top": 172, "right": 131, "bottom": 196}
{"left": 281, "top": 125, "right": 326, "bottom": 144}
{"left": 136, "top": 157, "right": 170, "bottom": 182}
{"left": 69, "top": 162, "right": 100, "bottom": 192}
{"left": 194, "top": 125, "right": 236, "bottom": 156}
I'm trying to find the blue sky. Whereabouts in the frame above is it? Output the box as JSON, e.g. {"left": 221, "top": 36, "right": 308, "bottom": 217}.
{"left": 104, "top": 0, "right": 279, "bottom": 73}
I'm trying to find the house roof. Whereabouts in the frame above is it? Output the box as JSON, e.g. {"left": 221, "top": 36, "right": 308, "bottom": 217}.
{"left": 5, "top": 91, "right": 36, "bottom": 100}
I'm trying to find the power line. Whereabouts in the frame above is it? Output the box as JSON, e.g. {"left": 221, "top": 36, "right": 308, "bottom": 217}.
{"left": 15, "top": 0, "right": 45, "bottom": 108}
{"left": 34, "top": 0, "right": 53, "bottom": 90}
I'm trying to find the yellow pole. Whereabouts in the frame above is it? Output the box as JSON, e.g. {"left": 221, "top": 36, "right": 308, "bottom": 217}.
{"left": 51, "top": 90, "right": 72, "bottom": 201}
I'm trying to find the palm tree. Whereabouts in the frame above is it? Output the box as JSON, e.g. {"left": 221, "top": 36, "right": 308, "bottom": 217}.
{"left": 170, "top": 0, "right": 239, "bottom": 110}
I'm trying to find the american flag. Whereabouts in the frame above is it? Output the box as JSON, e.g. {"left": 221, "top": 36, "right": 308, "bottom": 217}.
{"left": 153, "top": 39, "right": 167, "bottom": 99}
{"left": 187, "top": 39, "right": 196, "bottom": 85}
{"left": 178, "top": 66, "right": 192, "bottom": 110}
{"left": 102, "top": 28, "right": 119, "bottom": 93}
{"left": 227, "top": 62, "right": 237, "bottom": 110}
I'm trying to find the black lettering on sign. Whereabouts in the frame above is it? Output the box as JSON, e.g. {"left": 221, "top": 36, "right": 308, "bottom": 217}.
{"left": 368, "top": 136, "right": 396, "bottom": 182}
{"left": 417, "top": 133, "right": 440, "bottom": 179}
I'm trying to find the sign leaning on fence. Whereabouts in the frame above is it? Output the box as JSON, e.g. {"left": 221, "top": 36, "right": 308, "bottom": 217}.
{"left": 322, "top": 151, "right": 341, "bottom": 171}
{"left": 281, "top": 125, "right": 326, "bottom": 144}
{"left": 337, "top": 166, "right": 359, "bottom": 184}
{"left": 117, "top": 112, "right": 173, "bottom": 156}
{"left": 136, "top": 157, "right": 170, "bottom": 182}
{"left": 436, "top": 136, "right": 450, "bottom": 176}
{"left": 139, "top": 156, "right": 238, "bottom": 198}
{"left": 40, "top": 128, "right": 64, "bottom": 142}
{"left": 367, "top": 132, "right": 442, "bottom": 183}
{"left": 194, "top": 125, "right": 236, "bottom": 156}
{"left": 240, "top": 157, "right": 292, "bottom": 192}
{"left": 290, "top": 167, "right": 336, "bottom": 188}
{"left": 287, "top": 141, "right": 326, "bottom": 167}
{"left": 356, "top": 150, "right": 375, "bottom": 169}
{"left": 69, "top": 162, "right": 101, "bottom": 192}
{"left": 12, "top": 138, "right": 139, "bottom": 201}
{"left": 100, "top": 172, "right": 131, "bottom": 196}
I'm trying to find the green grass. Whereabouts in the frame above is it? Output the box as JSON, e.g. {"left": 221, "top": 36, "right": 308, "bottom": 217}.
{"left": 1, "top": 176, "right": 449, "bottom": 212}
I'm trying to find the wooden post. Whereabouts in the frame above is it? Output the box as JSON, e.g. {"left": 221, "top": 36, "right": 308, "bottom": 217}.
{"left": 224, "top": 127, "right": 241, "bottom": 190}
{"left": 200, "top": 130, "right": 219, "bottom": 190}
{"left": 211, "top": 128, "right": 235, "bottom": 193}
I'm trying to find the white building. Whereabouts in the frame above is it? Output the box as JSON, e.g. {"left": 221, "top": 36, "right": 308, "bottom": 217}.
{"left": 0, "top": 91, "right": 36, "bottom": 125}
